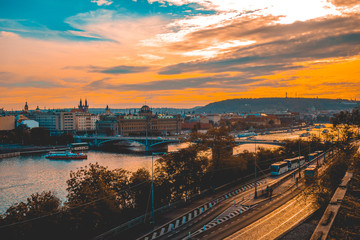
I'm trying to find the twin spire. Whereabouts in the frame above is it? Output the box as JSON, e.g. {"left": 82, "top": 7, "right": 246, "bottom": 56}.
{"left": 78, "top": 99, "right": 89, "bottom": 112}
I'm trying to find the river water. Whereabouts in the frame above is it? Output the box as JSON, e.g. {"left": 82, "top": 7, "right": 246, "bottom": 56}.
{"left": 0, "top": 126, "right": 331, "bottom": 213}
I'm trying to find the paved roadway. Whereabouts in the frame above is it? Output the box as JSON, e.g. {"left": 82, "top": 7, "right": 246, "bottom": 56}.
{"left": 138, "top": 152, "right": 329, "bottom": 240}
{"left": 153, "top": 173, "right": 295, "bottom": 240}
{"left": 193, "top": 152, "right": 329, "bottom": 240}
{"left": 224, "top": 194, "right": 317, "bottom": 240}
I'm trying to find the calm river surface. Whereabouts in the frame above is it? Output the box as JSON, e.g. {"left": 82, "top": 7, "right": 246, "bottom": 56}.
{"left": 0, "top": 127, "right": 330, "bottom": 213}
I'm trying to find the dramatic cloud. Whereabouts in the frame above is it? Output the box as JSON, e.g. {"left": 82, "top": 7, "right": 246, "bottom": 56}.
{"left": 0, "top": 72, "right": 63, "bottom": 88}
{"left": 330, "top": 0, "right": 360, "bottom": 7}
{"left": 0, "top": 0, "right": 360, "bottom": 108}
{"left": 65, "top": 65, "right": 151, "bottom": 74}
{"left": 91, "top": 0, "right": 113, "bottom": 6}
{"left": 86, "top": 74, "right": 260, "bottom": 91}
{"left": 159, "top": 15, "right": 360, "bottom": 76}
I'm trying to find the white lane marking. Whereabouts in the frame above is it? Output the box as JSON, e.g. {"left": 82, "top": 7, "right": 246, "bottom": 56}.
{"left": 225, "top": 197, "right": 299, "bottom": 239}
{"left": 258, "top": 202, "right": 314, "bottom": 240}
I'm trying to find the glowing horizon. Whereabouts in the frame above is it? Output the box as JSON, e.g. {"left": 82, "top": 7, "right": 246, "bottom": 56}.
{"left": 1, "top": 0, "right": 360, "bottom": 110}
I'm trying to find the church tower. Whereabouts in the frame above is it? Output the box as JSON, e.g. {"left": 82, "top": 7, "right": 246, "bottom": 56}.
{"left": 105, "top": 105, "right": 111, "bottom": 115}
{"left": 84, "top": 99, "right": 89, "bottom": 113}
{"left": 24, "top": 101, "right": 29, "bottom": 113}
{"left": 78, "top": 99, "right": 83, "bottom": 110}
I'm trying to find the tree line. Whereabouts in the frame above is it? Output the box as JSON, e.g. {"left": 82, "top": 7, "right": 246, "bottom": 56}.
{"left": 0, "top": 126, "right": 74, "bottom": 148}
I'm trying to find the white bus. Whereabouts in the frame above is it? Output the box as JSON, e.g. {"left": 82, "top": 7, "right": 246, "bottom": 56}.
{"left": 270, "top": 161, "right": 288, "bottom": 176}
{"left": 285, "top": 157, "right": 298, "bottom": 170}
{"left": 297, "top": 156, "right": 305, "bottom": 167}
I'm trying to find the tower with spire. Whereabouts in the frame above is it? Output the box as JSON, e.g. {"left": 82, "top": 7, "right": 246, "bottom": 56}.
{"left": 24, "top": 101, "right": 29, "bottom": 113}
{"left": 78, "top": 99, "right": 83, "bottom": 110}
{"left": 105, "top": 105, "right": 111, "bottom": 115}
{"left": 84, "top": 99, "right": 89, "bottom": 113}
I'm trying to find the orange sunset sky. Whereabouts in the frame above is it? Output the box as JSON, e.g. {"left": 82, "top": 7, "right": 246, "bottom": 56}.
{"left": 1, "top": 0, "right": 360, "bottom": 110}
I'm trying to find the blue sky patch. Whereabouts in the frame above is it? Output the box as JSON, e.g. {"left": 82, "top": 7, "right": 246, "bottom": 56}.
{"left": 0, "top": 0, "right": 214, "bottom": 41}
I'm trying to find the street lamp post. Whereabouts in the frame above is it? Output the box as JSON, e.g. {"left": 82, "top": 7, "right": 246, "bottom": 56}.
{"left": 151, "top": 152, "right": 166, "bottom": 225}
{"left": 317, "top": 128, "right": 321, "bottom": 166}
{"left": 308, "top": 130, "right": 311, "bottom": 166}
{"left": 254, "top": 142, "right": 257, "bottom": 198}
{"left": 298, "top": 139, "right": 301, "bottom": 178}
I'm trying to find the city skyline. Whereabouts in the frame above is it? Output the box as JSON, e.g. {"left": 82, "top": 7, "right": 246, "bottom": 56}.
{"left": 1, "top": 0, "right": 360, "bottom": 109}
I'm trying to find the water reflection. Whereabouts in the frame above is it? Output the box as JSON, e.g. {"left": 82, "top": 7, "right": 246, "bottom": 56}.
{"left": 0, "top": 142, "right": 193, "bottom": 213}
{"left": 0, "top": 151, "right": 155, "bottom": 213}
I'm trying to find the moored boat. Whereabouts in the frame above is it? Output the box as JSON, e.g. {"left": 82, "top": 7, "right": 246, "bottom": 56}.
{"left": 45, "top": 151, "right": 87, "bottom": 160}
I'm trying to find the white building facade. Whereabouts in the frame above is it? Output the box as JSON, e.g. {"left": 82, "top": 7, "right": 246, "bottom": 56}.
{"left": 75, "top": 113, "right": 99, "bottom": 131}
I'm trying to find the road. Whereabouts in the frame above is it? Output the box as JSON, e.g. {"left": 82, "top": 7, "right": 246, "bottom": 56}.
{"left": 224, "top": 194, "right": 317, "bottom": 240}
{"left": 153, "top": 173, "right": 296, "bottom": 240}
{"left": 138, "top": 151, "right": 329, "bottom": 240}
{"left": 191, "top": 152, "right": 329, "bottom": 240}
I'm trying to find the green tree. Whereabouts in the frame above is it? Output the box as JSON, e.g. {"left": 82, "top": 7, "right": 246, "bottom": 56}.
{"left": 65, "top": 163, "right": 132, "bottom": 237}
{"left": 30, "top": 127, "right": 50, "bottom": 145}
{"left": 155, "top": 146, "right": 209, "bottom": 203}
{"left": 199, "top": 126, "right": 237, "bottom": 188}
{"left": 130, "top": 168, "right": 151, "bottom": 214}
{"left": 0, "top": 191, "right": 61, "bottom": 240}
{"left": 57, "top": 132, "right": 74, "bottom": 145}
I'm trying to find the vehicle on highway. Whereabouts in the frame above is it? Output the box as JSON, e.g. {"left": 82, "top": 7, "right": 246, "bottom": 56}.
{"left": 315, "top": 150, "right": 323, "bottom": 156}
{"left": 304, "top": 164, "right": 318, "bottom": 184}
{"left": 284, "top": 156, "right": 305, "bottom": 170}
{"left": 300, "top": 132, "right": 310, "bottom": 137}
{"left": 271, "top": 156, "right": 306, "bottom": 176}
{"left": 304, "top": 164, "right": 317, "bottom": 176}
{"left": 237, "top": 132, "right": 257, "bottom": 138}
{"left": 308, "top": 153, "right": 317, "bottom": 161}
{"left": 270, "top": 161, "right": 289, "bottom": 176}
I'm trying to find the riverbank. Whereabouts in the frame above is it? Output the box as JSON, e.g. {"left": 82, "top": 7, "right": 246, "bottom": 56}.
{"left": 0, "top": 150, "right": 155, "bottom": 213}
{"left": 0, "top": 152, "right": 20, "bottom": 159}
{"left": 0, "top": 144, "right": 70, "bottom": 158}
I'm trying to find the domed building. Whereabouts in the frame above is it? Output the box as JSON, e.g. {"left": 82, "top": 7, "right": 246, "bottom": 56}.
{"left": 108, "top": 105, "right": 181, "bottom": 136}
{"left": 139, "top": 105, "right": 152, "bottom": 117}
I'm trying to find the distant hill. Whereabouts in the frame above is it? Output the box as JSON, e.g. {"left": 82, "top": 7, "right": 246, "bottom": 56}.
{"left": 194, "top": 98, "right": 359, "bottom": 114}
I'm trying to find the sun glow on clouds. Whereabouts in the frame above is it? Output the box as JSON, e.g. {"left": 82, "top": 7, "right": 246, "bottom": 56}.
{"left": 1, "top": 0, "right": 360, "bottom": 109}
{"left": 149, "top": 0, "right": 341, "bottom": 23}
{"left": 141, "top": 12, "right": 239, "bottom": 46}
{"left": 65, "top": 10, "right": 166, "bottom": 44}
{"left": 183, "top": 40, "right": 255, "bottom": 58}
{"left": 143, "top": 0, "right": 343, "bottom": 58}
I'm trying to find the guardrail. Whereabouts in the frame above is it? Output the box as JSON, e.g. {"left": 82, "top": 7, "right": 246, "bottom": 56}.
{"left": 310, "top": 171, "right": 353, "bottom": 240}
